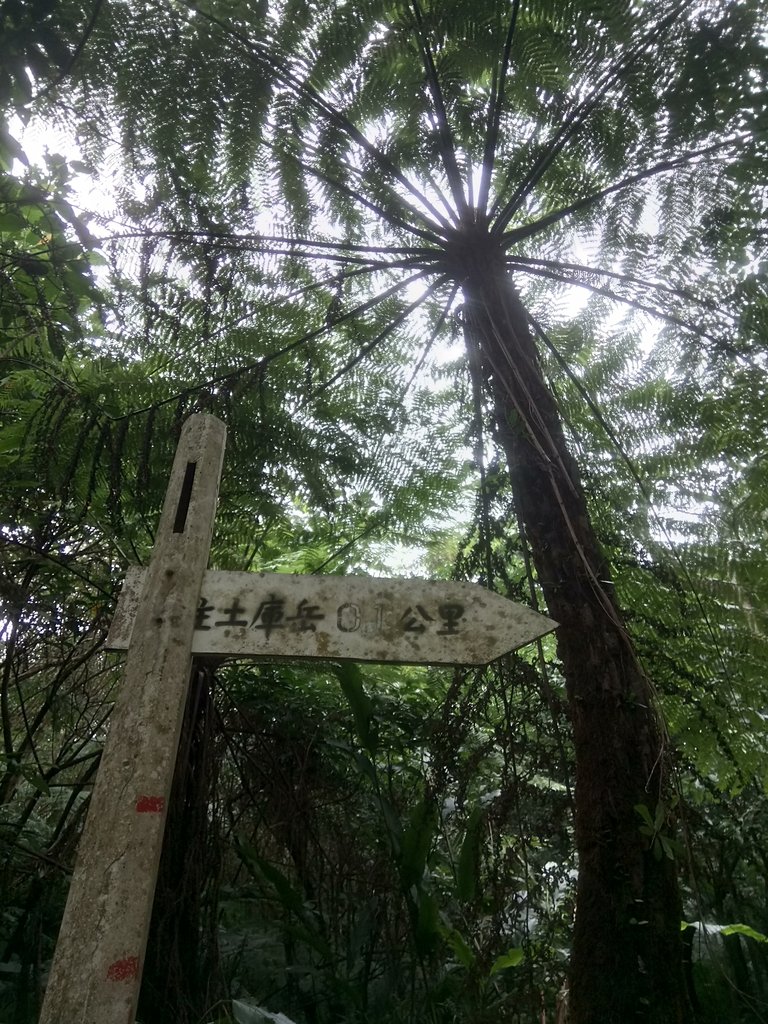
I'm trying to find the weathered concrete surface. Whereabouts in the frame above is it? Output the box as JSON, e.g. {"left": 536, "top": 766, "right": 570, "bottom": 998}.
{"left": 40, "top": 414, "right": 226, "bottom": 1024}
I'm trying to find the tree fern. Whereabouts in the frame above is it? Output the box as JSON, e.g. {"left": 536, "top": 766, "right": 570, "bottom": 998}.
{"left": 4, "top": 0, "right": 768, "bottom": 1020}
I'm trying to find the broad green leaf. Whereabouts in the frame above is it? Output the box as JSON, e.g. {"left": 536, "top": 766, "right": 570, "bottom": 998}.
{"left": 490, "top": 947, "right": 525, "bottom": 974}
{"left": 0, "top": 212, "right": 27, "bottom": 232}
{"left": 19, "top": 766, "right": 50, "bottom": 796}
{"left": 721, "top": 924, "right": 768, "bottom": 944}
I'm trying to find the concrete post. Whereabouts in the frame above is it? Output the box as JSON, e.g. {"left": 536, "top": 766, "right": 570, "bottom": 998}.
{"left": 39, "top": 414, "right": 226, "bottom": 1024}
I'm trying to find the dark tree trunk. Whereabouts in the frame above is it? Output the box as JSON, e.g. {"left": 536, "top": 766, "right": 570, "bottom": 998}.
{"left": 461, "top": 257, "right": 693, "bottom": 1024}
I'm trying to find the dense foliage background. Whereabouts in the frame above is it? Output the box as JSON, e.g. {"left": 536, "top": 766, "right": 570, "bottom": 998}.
{"left": 1, "top": 0, "right": 768, "bottom": 1021}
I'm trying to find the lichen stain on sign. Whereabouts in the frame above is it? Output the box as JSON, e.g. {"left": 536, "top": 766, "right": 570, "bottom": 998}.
{"left": 108, "top": 570, "right": 557, "bottom": 667}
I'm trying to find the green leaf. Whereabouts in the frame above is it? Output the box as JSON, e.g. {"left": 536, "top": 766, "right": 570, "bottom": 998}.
{"left": 234, "top": 837, "right": 304, "bottom": 914}
{"left": 19, "top": 764, "right": 50, "bottom": 795}
{"left": 0, "top": 211, "right": 27, "bottom": 232}
{"left": 441, "top": 925, "right": 475, "bottom": 969}
{"left": 349, "top": 747, "right": 377, "bottom": 785}
{"left": 490, "top": 947, "right": 525, "bottom": 974}
{"left": 333, "top": 662, "right": 378, "bottom": 756}
{"left": 658, "top": 835, "right": 682, "bottom": 861}
{"left": 634, "top": 803, "right": 654, "bottom": 830}
{"left": 721, "top": 924, "right": 768, "bottom": 944}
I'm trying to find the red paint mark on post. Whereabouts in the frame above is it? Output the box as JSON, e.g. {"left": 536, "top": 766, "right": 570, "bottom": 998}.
{"left": 135, "top": 795, "right": 165, "bottom": 813}
{"left": 107, "top": 956, "right": 139, "bottom": 982}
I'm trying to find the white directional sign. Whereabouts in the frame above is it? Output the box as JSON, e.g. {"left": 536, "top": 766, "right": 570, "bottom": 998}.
{"left": 108, "top": 568, "right": 556, "bottom": 666}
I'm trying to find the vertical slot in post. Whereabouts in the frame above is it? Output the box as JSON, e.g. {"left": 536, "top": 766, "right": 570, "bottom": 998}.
{"left": 173, "top": 462, "right": 197, "bottom": 533}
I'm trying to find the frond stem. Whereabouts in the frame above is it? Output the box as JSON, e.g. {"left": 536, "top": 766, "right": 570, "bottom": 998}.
{"left": 304, "top": 272, "right": 448, "bottom": 399}
{"left": 502, "top": 137, "right": 745, "bottom": 246}
{"left": 408, "top": 0, "right": 468, "bottom": 217}
{"left": 476, "top": 0, "right": 521, "bottom": 216}
{"left": 507, "top": 259, "right": 719, "bottom": 340}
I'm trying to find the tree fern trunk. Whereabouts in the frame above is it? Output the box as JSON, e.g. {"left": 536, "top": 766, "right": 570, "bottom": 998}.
{"left": 462, "top": 261, "right": 692, "bottom": 1024}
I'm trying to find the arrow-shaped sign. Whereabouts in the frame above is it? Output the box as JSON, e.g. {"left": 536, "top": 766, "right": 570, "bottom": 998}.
{"left": 108, "top": 568, "right": 556, "bottom": 666}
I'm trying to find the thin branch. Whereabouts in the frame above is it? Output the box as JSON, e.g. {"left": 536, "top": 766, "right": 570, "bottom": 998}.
{"left": 278, "top": 260, "right": 425, "bottom": 305}
{"left": 298, "top": 154, "right": 447, "bottom": 243}
{"left": 103, "top": 227, "right": 434, "bottom": 257}
{"left": 101, "top": 227, "right": 439, "bottom": 264}
{"left": 304, "top": 112, "right": 459, "bottom": 231}
{"left": 310, "top": 516, "right": 388, "bottom": 573}
{"left": 163, "top": 257, "right": 426, "bottom": 350}
{"left": 103, "top": 227, "right": 438, "bottom": 280}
